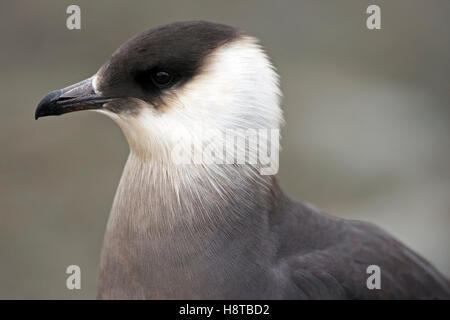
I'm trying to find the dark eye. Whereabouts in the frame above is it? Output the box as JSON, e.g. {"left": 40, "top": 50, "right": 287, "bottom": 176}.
{"left": 151, "top": 70, "right": 173, "bottom": 87}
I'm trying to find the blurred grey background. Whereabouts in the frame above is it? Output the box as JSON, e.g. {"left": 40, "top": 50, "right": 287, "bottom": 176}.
{"left": 0, "top": 0, "right": 449, "bottom": 299}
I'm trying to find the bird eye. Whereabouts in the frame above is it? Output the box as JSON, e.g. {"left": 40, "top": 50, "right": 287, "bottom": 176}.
{"left": 151, "top": 70, "right": 173, "bottom": 87}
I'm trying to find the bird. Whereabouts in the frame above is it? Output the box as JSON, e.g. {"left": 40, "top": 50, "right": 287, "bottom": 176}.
{"left": 35, "top": 21, "right": 449, "bottom": 299}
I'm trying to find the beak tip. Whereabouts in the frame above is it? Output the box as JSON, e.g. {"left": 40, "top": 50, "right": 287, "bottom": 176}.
{"left": 34, "top": 111, "right": 43, "bottom": 120}
{"left": 35, "top": 90, "right": 62, "bottom": 119}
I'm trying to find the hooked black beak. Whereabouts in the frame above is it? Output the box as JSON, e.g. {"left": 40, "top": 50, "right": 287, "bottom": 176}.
{"left": 35, "top": 77, "right": 114, "bottom": 120}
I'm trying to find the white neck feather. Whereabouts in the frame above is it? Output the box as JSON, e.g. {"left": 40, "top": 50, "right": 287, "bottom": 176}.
{"left": 102, "top": 36, "right": 283, "bottom": 230}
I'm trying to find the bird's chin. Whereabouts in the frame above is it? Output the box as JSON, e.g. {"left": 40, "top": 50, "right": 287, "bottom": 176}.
{"left": 101, "top": 97, "right": 148, "bottom": 116}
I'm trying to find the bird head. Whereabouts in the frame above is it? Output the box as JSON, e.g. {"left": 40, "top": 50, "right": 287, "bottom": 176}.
{"left": 36, "top": 21, "right": 282, "bottom": 170}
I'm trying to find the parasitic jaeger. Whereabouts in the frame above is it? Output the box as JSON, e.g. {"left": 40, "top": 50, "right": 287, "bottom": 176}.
{"left": 35, "top": 21, "right": 450, "bottom": 299}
